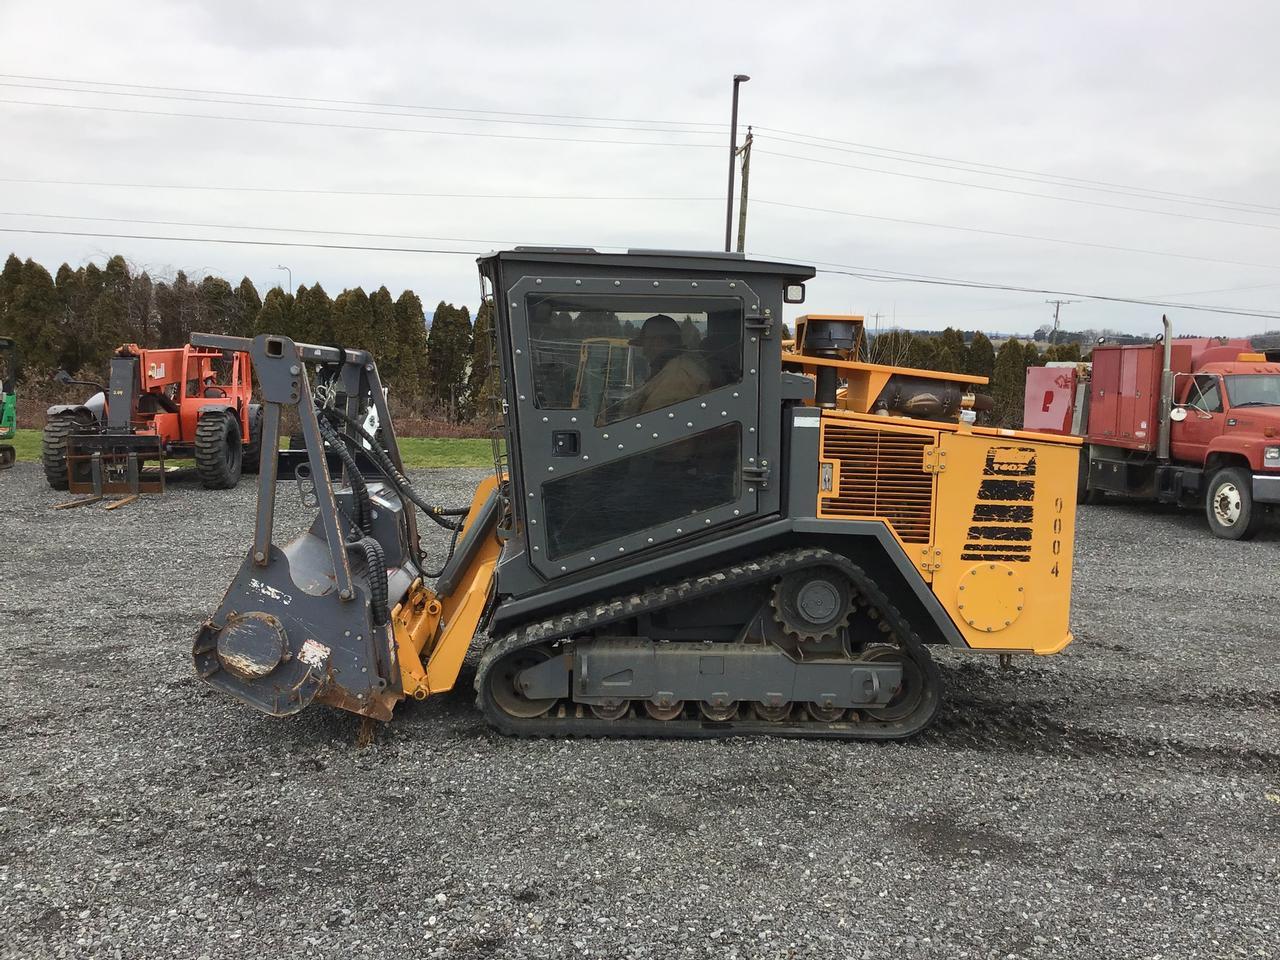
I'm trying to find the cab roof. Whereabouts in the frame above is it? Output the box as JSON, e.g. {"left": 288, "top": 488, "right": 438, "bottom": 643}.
{"left": 479, "top": 247, "right": 816, "bottom": 282}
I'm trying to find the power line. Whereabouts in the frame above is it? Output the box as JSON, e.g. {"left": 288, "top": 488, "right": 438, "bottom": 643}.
{"left": 0, "top": 80, "right": 726, "bottom": 138}
{"left": 754, "top": 127, "right": 1280, "bottom": 216}
{"left": 0, "top": 210, "right": 620, "bottom": 249}
{"left": 778, "top": 255, "right": 1280, "bottom": 320}
{"left": 0, "top": 72, "right": 728, "bottom": 129}
{"left": 0, "top": 98, "right": 723, "bottom": 149}
{"left": 10, "top": 73, "right": 1278, "bottom": 219}
{"left": 6, "top": 175, "right": 1274, "bottom": 266}
{"left": 754, "top": 149, "right": 1280, "bottom": 230}
{"left": 0, "top": 225, "right": 490, "bottom": 256}
{"left": 16, "top": 198, "right": 1269, "bottom": 272}
{"left": 0, "top": 176, "right": 720, "bottom": 203}
{"left": 4, "top": 221, "right": 1276, "bottom": 321}
{"left": 752, "top": 198, "right": 1280, "bottom": 270}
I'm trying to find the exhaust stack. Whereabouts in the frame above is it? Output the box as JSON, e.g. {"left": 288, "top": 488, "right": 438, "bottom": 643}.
{"left": 1156, "top": 314, "right": 1174, "bottom": 461}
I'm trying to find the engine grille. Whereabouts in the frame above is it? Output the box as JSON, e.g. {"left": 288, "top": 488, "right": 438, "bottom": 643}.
{"left": 819, "top": 422, "right": 935, "bottom": 543}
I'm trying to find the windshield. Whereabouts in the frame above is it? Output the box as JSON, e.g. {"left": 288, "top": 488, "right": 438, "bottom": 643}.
{"left": 1224, "top": 374, "right": 1280, "bottom": 407}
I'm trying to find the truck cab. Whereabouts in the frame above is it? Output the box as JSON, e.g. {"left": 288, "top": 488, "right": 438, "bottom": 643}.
{"left": 1170, "top": 354, "right": 1280, "bottom": 535}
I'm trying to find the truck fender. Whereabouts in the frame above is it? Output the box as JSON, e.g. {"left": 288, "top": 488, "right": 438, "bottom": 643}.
{"left": 47, "top": 391, "right": 106, "bottom": 423}
{"left": 1203, "top": 443, "right": 1253, "bottom": 474}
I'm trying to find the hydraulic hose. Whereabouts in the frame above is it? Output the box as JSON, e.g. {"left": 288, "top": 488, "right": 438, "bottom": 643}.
{"left": 346, "top": 536, "right": 390, "bottom": 625}
{"left": 317, "top": 414, "right": 373, "bottom": 535}
{"left": 320, "top": 406, "right": 467, "bottom": 530}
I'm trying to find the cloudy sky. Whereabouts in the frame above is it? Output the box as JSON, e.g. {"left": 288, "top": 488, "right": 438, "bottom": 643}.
{"left": 2, "top": 1, "right": 1278, "bottom": 336}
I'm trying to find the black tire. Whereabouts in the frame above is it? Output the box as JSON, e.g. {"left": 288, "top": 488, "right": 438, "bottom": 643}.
{"left": 195, "top": 412, "right": 243, "bottom": 489}
{"left": 1077, "top": 449, "right": 1105, "bottom": 505}
{"left": 241, "top": 404, "right": 264, "bottom": 474}
{"left": 1204, "top": 467, "right": 1264, "bottom": 541}
{"left": 41, "top": 414, "right": 79, "bottom": 490}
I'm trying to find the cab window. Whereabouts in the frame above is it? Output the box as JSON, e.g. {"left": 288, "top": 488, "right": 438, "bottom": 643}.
{"left": 1185, "top": 375, "right": 1222, "bottom": 413}
{"left": 525, "top": 294, "right": 743, "bottom": 426}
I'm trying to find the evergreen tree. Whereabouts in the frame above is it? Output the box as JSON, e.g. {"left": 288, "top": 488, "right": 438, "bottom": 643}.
{"left": 937, "top": 327, "right": 968, "bottom": 372}
{"left": 391, "top": 289, "right": 430, "bottom": 404}
{"left": 294, "top": 283, "right": 334, "bottom": 344}
{"left": 230, "top": 278, "right": 261, "bottom": 338}
{"left": 932, "top": 343, "right": 961, "bottom": 375}
{"left": 466, "top": 299, "right": 501, "bottom": 418}
{"left": 330, "top": 287, "right": 372, "bottom": 349}
{"left": 2, "top": 259, "right": 60, "bottom": 372}
{"left": 967, "top": 331, "right": 996, "bottom": 382}
{"left": 154, "top": 269, "right": 199, "bottom": 345}
{"left": 905, "top": 335, "right": 938, "bottom": 371}
{"left": 128, "top": 272, "right": 155, "bottom": 346}
{"left": 196, "top": 276, "right": 235, "bottom": 337}
{"left": 425, "top": 301, "right": 472, "bottom": 418}
{"left": 992, "top": 338, "right": 1027, "bottom": 427}
{"left": 369, "top": 286, "right": 398, "bottom": 381}
{"left": 255, "top": 287, "right": 296, "bottom": 338}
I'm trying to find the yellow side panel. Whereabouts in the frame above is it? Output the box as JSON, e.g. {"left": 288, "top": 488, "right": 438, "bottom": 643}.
{"left": 393, "top": 474, "right": 503, "bottom": 700}
{"left": 931, "top": 432, "right": 1076, "bottom": 654}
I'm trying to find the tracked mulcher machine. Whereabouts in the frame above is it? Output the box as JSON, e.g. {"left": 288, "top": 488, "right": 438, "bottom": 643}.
{"left": 193, "top": 249, "right": 1079, "bottom": 739}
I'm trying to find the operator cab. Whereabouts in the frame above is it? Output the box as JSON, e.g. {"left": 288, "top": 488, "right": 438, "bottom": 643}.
{"left": 479, "top": 248, "right": 814, "bottom": 589}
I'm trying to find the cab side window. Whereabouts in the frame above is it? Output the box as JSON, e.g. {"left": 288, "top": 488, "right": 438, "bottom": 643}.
{"left": 525, "top": 293, "right": 743, "bottom": 426}
{"left": 1186, "top": 375, "right": 1223, "bottom": 413}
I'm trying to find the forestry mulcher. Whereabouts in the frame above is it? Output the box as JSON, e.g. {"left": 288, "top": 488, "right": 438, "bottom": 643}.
{"left": 193, "top": 249, "right": 1079, "bottom": 740}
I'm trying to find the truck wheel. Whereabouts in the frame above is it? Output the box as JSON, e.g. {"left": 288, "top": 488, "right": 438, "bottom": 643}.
{"left": 41, "top": 414, "right": 79, "bottom": 490}
{"left": 241, "top": 404, "right": 264, "bottom": 474}
{"left": 1077, "top": 450, "right": 1105, "bottom": 505}
{"left": 195, "top": 412, "right": 243, "bottom": 489}
{"left": 1205, "top": 467, "right": 1264, "bottom": 541}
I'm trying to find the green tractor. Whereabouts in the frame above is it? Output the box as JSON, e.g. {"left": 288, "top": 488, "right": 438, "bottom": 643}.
{"left": 0, "top": 337, "right": 16, "bottom": 469}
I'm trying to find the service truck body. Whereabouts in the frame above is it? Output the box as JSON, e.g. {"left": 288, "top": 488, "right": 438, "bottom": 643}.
{"left": 1024, "top": 321, "right": 1280, "bottom": 539}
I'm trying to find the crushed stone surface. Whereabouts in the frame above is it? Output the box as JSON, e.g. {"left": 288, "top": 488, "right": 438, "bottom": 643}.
{"left": 1, "top": 462, "right": 1277, "bottom": 959}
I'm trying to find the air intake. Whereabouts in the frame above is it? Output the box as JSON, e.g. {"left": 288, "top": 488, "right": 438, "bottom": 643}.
{"left": 819, "top": 423, "right": 935, "bottom": 544}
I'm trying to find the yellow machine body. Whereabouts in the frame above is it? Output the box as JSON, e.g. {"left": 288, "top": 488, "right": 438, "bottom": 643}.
{"left": 815, "top": 410, "right": 1077, "bottom": 655}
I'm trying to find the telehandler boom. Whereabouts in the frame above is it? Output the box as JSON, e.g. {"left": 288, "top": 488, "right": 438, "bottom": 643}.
{"left": 193, "top": 249, "right": 1079, "bottom": 739}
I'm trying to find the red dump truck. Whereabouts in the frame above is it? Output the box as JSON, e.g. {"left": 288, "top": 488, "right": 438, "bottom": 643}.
{"left": 1024, "top": 318, "right": 1280, "bottom": 540}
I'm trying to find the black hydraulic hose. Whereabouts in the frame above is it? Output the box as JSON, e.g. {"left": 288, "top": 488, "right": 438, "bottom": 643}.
{"left": 317, "top": 414, "right": 373, "bottom": 535}
{"left": 320, "top": 406, "right": 467, "bottom": 530}
{"left": 346, "top": 536, "right": 390, "bottom": 625}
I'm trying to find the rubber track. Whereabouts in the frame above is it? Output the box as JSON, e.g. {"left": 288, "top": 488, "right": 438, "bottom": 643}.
{"left": 474, "top": 547, "right": 942, "bottom": 741}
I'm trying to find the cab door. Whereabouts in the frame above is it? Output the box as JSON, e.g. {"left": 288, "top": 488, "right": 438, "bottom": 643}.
{"left": 1170, "top": 373, "right": 1225, "bottom": 463}
{"left": 504, "top": 274, "right": 766, "bottom": 580}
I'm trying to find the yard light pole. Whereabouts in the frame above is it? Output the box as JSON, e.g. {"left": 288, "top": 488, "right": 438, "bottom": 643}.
{"left": 275, "top": 264, "right": 292, "bottom": 293}
{"left": 724, "top": 73, "right": 750, "bottom": 252}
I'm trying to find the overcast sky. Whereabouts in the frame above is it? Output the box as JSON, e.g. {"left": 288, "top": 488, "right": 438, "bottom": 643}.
{"left": 2, "top": 1, "right": 1278, "bottom": 337}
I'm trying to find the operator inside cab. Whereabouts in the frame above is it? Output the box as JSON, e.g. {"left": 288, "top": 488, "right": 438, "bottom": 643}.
{"left": 600, "top": 314, "right": 712, "bottom": 425}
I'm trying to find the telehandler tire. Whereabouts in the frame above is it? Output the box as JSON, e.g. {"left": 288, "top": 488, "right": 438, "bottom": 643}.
{"left": 41, "top": 413, "right": 79, "bottom": 490}
{"left": 241, "top": 404, "right": 264, "bottom": 474}
{"left": 1205, "top": 467, "right": 1264, "bottom": 541}
{"left": 195, "top": 412, "right": 243, "bottom": 489}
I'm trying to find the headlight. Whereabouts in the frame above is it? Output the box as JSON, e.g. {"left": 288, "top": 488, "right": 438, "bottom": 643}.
{"left": 1265, "top": 446, "right": 1280, "bottom": 464}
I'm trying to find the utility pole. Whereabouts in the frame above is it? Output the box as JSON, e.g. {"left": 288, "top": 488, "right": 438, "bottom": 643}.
{"left": 724, "top": 74, "right": 750, "bottom": 252}
{"left": 735, "top": 126, "right": 753, "bottom": 253}
{"left": 1045, "top": 298, "right": 1078, "bottom": 337}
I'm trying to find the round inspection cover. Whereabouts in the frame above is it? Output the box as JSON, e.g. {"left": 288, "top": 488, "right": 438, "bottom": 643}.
{"left": 955, "top": 563, "right": 1026, "bottom": 634}
{"left": 217, "top": 612, "right": 289, "bottom": 680}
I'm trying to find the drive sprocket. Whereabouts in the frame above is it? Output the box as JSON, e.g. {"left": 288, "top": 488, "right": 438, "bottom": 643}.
{"left": 770, "top": 566, "right": 854, "bottom": 642}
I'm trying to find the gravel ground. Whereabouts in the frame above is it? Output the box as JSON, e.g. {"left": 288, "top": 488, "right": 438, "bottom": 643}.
{"left": 1, "top": 461, "right": 1278, "bottom": 960}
